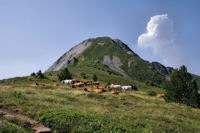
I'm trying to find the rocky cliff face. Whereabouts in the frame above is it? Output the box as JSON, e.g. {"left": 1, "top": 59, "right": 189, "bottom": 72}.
{"left": 152, "top": 62, "right": 174, "bottom": 76}
{"left": 46, "top": 40, "right": 92, "bottom": 72}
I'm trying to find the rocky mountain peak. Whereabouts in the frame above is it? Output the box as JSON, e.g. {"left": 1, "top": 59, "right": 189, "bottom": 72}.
{"left": 113, "top": 39, "right": 138, "bottom": 56}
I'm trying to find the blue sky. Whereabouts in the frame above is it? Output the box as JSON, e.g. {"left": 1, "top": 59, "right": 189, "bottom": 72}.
{"left": 0, "top": 0, "right": 200, "bottom": 79}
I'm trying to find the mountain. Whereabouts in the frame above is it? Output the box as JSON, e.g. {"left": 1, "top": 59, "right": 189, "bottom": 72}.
{"left": 46, "top": 37, "right": 172, "bottom": 86}
{"left": 46, "top": 37, "right": 197, "bottom": 87}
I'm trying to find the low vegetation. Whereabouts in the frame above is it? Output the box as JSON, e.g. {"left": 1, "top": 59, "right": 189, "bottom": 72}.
{"left": 0, "top": 66, "right": 200, "bottom": 132}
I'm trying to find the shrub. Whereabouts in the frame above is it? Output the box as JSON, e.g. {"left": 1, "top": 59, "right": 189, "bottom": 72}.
{"left": 36, "top": 109, "right": 135, "bottom": 133}
{"left": 131, "top": 85, "right": 138, "bottom": 91}
{"left": 30, "top": 72, "right": 36, "bottom": 77}
{"left": 164, "top": 66, "right": 200, "bottom": 108}
{"left": 36, "top": 70, "right": 45, "bottom": 79}
{"left": 147, "top": 91, "right": 157, "bottom": 96}
{"left": 57, "top": 67, "right": 72, "bottom": 81}
{"left": 92, "top": 74, "right": 97, "bottom": 81}
{"left": 145, "top": 80, "right": 155, "bottom": 86}
{"left": 80, "top": 72, "right": 86, "bottom": 79}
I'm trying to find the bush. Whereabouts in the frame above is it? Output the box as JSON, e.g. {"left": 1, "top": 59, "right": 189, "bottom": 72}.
{"left": 36, "top": 70, "right": 45, "bottom": 79}
{"left": 145, "top": 80, "right": 155, "bottom": 86}
{"left": 57, "top": 67, "right": 72, "bottom": 81}
{"left": 80, "top": 72, "right": 86, "bottom": 79}
{"left": 164, "top": 66, "right": 200, "bottom": 108}
{"left": 30, "top": 72, "right": 36, "bottom": 77}
{"left": 30, "top": 70, "right": 45, "bottom": 79}
{"left": 36, "top": 109, "right": 136, "bottom": 133}
{"left": 147, "top": 91, "right": 157, "bottom": 96}
{"left": 131, "top": 85, "right": 138, "bottom": 91}
{"left": 92, "top": 74, "right": 97, "bottom": 81}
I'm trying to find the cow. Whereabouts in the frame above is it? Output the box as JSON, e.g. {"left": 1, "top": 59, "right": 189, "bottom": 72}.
{"left": 96, "top": 86, "right": 107, "bottom": 92}
{"left": 51, "top": 79, "right": 57, "bottom": 82}
{"left": 111, "top": 89, "right": 119, "bottom": 95}
{"left": 73, "top": 82, "right": 84, "bottom": 88}
{"left": 72, "top": 79, "right": 81, "bottom": 83}
{"left": 53, "top": 84, "right": 59, "bottom": 87}
{"left": 35, "top": 83, "right": 45, "bottom": 87}
{"left": 93, "top": 82, "right": 99, "bottom": 86}
{"left": 61, "top": 79, "right": 73, "bottom": 85}
{"left": 157, "top": 94, "right": 165, "bottom": 98}
{"left": 121, "top": 86, "right": 132, "bottom": 91}
{"left": 94, "top": 89, "right": 104, "bottom": 93}
{"left": 109, "top": 84, "right": 121, "bottom": 89}
{"left": 84, "top": 81, "right": 93, "bottom": 86}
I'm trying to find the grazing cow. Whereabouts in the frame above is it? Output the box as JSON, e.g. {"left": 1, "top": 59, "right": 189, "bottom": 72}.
{"left": 53, "top": 84, "right": 59, "bottom": 87}
{"left": 157, "top": 94, "right": 165, "bottom": 98}
{"left": 84, "top": 81, "right": 93, "bottom": 86}
{"left": 51, "top": 79, "right": 57, "bottom": 82}
{"left": 72, "top": 79, "right": 81, "bottom": 83}
{"left": 97, "top": 86, "right": 107, "bottom": 92}
{"left": 111, "top": 90, "right": 119, "bottom": 95}
{"left": 121, "top": 86, "right": 132, "bottom": 91}
{"left": 109, "top": 84, "right": 121, "bottom": 89}
{"left": 87, "top": 88, "right": 95, "bottom": 92}
{"left": 73, "top": 82, "right": 84, "bottom": 87}
{"left": 35, "top": 83, "right": 45, "bottom": 87}
{"left": 94, "top": 89, "right": 103, "bottom": 93}
{"left": 61, "top": 79, "right": 73, "bottom": 85}
{"left": 93, "top": 82, "right": 99, "bottom": 86}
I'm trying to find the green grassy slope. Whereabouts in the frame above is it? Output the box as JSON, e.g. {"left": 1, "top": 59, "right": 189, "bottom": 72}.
{"left": 0, "top": 67, "right": 200, "bottom": 132}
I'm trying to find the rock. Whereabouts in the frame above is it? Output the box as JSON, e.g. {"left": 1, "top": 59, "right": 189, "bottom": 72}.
{"left": 46, "top": 40, "right": 92, "bottom": 72}
{"left": 102, "top": 55, "right": 128, "bottom": 77}
{"left": 113, "top": 39, "right": 138, "bottom": 56}
{"left": 152, "top": 62, "right": 174, "bottom": 76}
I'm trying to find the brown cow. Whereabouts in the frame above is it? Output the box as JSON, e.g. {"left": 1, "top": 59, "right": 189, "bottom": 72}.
{"left": 73, "top": 82, "right": 85, "bottom": 88}
{"left": 51, "top": 79, "right": 57, "bottom": 82}
{"left": 35, "top": 83, "right": 45, "bottom": 87}
{"left": 84, "top": 81, "right": 93, "bottom": 86}
{"left": 157, "top": 94, "right": 165, "bottom": 98}
{"left": 72, "top": 79, "right": 81, "bottom": 83}
{"left": 97, "top": 86, "right": 107, "bottom": 92}
{"left": 93, "top": 82, "right": 99, "bottom": 86}
{"left": 94, "top": 89, "right": 104, "bottom": 93}
{"left": 111, "top": 90, "right": 119, "bottom": 95}
{"left": 53, "top": 84, "right": 59, "bottom": 87}
{"left": 87, "top": 88, "right": 95, "bottom": 92}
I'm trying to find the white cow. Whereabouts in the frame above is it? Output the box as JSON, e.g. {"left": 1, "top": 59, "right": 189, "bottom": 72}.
{"left": 109, "top": 84, "right": 121, "bottom": 89}
{"left": 61, "top": 79, "right": 73, "bottom": 85}
{"left": 121, "top": 86, "right": 132, "bottom": 91}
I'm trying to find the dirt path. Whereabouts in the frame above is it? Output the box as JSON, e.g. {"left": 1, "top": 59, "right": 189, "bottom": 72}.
{"left": 0, "top": 108, "right": 51, "bottom": 133}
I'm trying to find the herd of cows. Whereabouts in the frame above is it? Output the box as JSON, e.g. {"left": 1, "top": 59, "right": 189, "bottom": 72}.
{"left": 61, "top": 79, "right": 135, "bottom": 95}
{"left": 34, "top": 79, "right": 165, "bottom": 97}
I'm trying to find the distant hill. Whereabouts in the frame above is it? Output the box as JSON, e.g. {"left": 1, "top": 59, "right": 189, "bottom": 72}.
{"left": 46, "top": 37, "right": 200, "bottom": 87}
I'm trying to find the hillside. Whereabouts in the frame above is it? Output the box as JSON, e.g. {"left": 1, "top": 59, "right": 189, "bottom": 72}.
{"left": 0, "top": 67, "right": 200, "bottom": 132}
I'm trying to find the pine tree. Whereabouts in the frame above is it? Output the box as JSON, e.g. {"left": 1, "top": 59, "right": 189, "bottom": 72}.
{"left": 164, "top": 66, "right": 200, "bottom": 108}
{"left": 57, "top": 67, "right": 72, "bottom": 81}
{"left": 36, "top": 70, "right": 45, "bottom": 79}
{"left": 92, "top": 74, "right": 97, "bottom": 81}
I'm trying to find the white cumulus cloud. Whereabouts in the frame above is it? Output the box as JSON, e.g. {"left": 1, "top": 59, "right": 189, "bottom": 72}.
{"left": 137, "top": 14, "right": 186, "bottom": 68}
{"left": 138, "top": 14, "right": 174, "bottom": 48}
